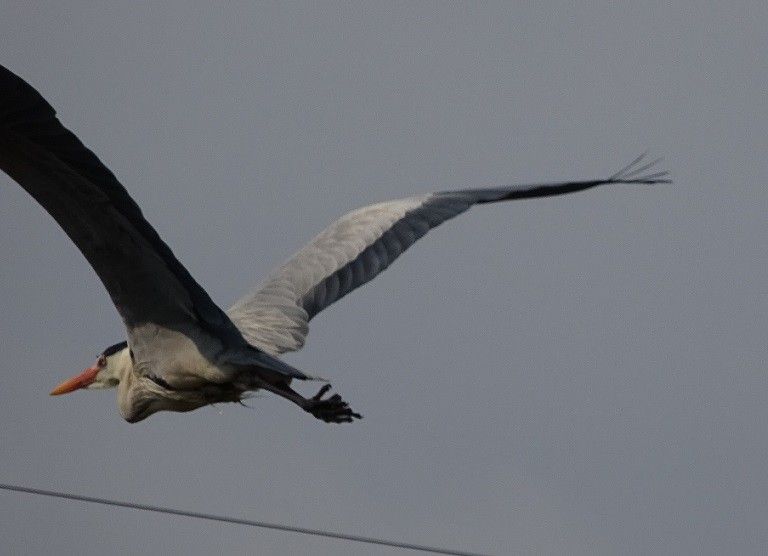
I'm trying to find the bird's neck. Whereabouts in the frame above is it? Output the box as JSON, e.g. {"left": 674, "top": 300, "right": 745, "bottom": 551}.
{"left": 117, "top": 348, "right": 134, "bottom": 379}
{"left": 103, "top": 347, "right": 134, "bottom": 387}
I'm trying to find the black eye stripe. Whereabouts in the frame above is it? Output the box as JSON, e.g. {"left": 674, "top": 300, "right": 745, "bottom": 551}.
{"left": 101, "top": 340, "right": 128, "bottom": 357}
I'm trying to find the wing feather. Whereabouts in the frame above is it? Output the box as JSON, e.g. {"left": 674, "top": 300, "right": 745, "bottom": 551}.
{"left": 228, "top": 162, "right": 669, "bottom": 355}
{"left": 0, "top": 65, "right": 242, "bottom": 343}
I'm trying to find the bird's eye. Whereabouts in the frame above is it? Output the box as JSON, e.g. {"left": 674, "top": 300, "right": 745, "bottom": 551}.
{"left": 98, "top": 355, "right": 107, "bottom": 367}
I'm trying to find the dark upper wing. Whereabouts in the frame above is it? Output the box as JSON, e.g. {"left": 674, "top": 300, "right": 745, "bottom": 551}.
{"left": 228, "top": 156, "right": 669, "bottom": 354}
{"left": 0, "top": 65, "right": 240, "bottom": 340}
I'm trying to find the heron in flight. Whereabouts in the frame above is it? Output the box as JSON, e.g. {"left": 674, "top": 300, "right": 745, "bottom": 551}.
{"left": 0, "top": 65, "right": 669, "bottom": 423}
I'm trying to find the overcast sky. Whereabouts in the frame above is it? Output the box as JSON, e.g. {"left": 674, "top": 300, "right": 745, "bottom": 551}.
{"left": 1, "top": 2, "right": 767, "bottom": 555}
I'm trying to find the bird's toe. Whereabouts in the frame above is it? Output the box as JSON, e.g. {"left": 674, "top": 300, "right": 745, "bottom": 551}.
{"left": 305, "top": 386, "right": 362, "bottom": 424}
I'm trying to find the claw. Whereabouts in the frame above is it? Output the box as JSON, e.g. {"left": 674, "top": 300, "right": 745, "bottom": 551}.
{"left": 305, "top": 385, "right": 362, "bottom": 423}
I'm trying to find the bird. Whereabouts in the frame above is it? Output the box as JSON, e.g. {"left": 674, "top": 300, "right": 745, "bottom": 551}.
{"left": 0, "top": 64, "right": 670, "bottom": 424}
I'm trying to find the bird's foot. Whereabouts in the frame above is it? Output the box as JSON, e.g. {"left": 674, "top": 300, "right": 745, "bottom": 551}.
{"left": 304, "top": 384, "right": 362, "bottom": 424}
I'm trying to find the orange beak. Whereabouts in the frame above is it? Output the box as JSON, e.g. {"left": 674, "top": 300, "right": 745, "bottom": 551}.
{"left": 50, "top": 365, "right": 100, "bottom": 396}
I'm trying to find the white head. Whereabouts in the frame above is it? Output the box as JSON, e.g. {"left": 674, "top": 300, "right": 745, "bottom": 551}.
{"left": 50, "top": 341, "right": 131, "bottom": 395}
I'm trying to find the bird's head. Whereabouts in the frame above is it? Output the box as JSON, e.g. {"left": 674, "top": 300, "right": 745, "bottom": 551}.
{"left": 50, "top": 341, "right": 129, "bottom": 396}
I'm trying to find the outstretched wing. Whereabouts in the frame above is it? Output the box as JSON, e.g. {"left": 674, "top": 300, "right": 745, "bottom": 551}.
{"left": 227, "top": 156, "right": 669, "bottom": 354}
{"left": 0, "top": 66, "right": 244, "bottom": 346}
{"left": 0, "top": 65, "right": 313, "bottom": 381}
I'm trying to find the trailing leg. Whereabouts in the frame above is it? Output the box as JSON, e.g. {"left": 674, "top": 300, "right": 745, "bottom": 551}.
{"left": 256, "top": 379, "right": 362, "bottom": 424}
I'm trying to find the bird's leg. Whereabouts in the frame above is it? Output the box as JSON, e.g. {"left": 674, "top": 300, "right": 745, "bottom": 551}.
{"left": 255, "top": 378, "right": 362, "bottom": 424}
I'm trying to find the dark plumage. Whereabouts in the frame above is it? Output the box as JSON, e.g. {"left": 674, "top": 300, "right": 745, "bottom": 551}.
{"left": 0, "top": 64, "right": 669, "bottom": 423}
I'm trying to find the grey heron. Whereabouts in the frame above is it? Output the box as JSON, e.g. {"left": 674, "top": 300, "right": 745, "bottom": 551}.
{"left": 0, "top": 65, "right": 669, "bottom": 424}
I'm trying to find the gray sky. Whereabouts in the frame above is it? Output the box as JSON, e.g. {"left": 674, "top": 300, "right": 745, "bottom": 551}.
{"left": 1, "top": 2, "right": 766, "bottom": 554}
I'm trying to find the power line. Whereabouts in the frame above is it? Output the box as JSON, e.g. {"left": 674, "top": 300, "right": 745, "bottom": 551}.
{"left": 0, "top": 483, "right": 490, "bottom": 556}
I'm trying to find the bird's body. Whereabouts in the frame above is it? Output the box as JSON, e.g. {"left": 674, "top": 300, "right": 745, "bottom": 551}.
{"left": 116, "top": 326, "right": 242, "bottom": 422}
{"left": 0, "top": 64, "right": 669, "bottom": 424}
